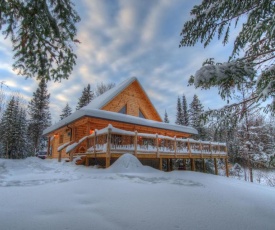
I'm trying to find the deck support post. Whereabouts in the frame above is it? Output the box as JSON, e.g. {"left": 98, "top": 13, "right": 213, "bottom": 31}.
{"left": 85, "top": 156, "right": 89, "bottom": 166}
{"left": 106, "top": 126, "right": 112, "bottom": 168}
{"left": 214, "top": 158, "right": 218, "bottom": 175}
{"left": 106, "top": 157, "right": 111, "bottom": 168}
{"left": 191, "top": 159, "right": 195, "bottom": 171}
{"left": 159, "top": 158, "right": 162, "bottom": 171}
{"left": 225, "top": 157, "right": 229, "bottom": 177}
{"left": 167, "top": 159, "right": 170, "bottom": 171}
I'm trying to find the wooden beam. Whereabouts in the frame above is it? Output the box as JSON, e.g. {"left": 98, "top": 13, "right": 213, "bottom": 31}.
{"left": 191, "top": 159, "right": 195, "bottom": 171}
{"left": 214, "top": 158, "right": 218, "bottom": 175}
{"left": 106, "top": 157, "right": 110, "bottom": 168}
{"left": 156, "top": 134, "right": 159, "bottom": 158}
{"left": 134, "top": 131, "right": 137, "bottom": 156}
{"left": 159, "top": 158, "right": 162, "bottom": 171}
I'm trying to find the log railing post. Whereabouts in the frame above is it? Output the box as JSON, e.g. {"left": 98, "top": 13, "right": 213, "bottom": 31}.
{"left": 156, "top": 134, "right": 159, "bottom": 158}
{"left": 134, "top": 131, "right": 138, "bottom": 156}
{"left": 187, "top": 139, "right": 191, "bottom": 157}
{"left": 174, "top": 137, "right": 177, "bottom": 157}
{"left": 94, "top": 130, "right": 97, "bottom": 156}
{"left": 199, "top": 141, "right": 203, "bottom": 158}
{"left": 106, "top": 127, "right": 112, "bottom": 168}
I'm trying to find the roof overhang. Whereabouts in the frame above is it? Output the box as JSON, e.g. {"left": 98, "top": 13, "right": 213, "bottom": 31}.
{"left": 43, "top": 109, "right": 198, "bottom": 136}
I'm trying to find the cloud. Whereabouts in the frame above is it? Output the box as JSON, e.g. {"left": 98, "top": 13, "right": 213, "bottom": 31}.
{"left": 0, "top": 0, "right": 234, "bottom": 125}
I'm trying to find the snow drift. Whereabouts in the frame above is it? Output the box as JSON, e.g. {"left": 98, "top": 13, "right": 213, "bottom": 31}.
{"left": 107, "top": 153, "right": 158, "bottom": 173}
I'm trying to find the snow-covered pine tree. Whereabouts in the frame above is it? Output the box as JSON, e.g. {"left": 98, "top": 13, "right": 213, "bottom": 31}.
{"left": 180, "top": 0, "right": 275, "bottom": 114}
{"left": 182, "top": 94, "right": 189, "bottom": 126}
{"left": 0, "top": 96, "right": 17, "bottom": 158}
{"left": 0, "top": 96, "right": 28, "bottom": 158}
{"left": 28, "top": 79, "right": 51, "bottom": 154}
{"left": 15, "top": 107, "right": 29, "bottom": 158}
{"left": 189, "top": 94, "right": 206, "bottom": 140}
{"left": 60, "top": 103, "right": 72, "bottom": 120}
{"left": 164, "top": 110, "right": 169, "bottom": 123}
{"left": 175, "top": 96, "right": 183, "bottom": 125}
{"left": 76, "top": 84, "right": 95, "bottom": 110}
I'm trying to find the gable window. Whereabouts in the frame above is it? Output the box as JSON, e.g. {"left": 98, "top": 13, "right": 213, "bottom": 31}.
{"left": 139, "top": 109, "right": 146, "bottom": 119}
{"left": 119, "top": 105, "right": 127, "bottom": 114}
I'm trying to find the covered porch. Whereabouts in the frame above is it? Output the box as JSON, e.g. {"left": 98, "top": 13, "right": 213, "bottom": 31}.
{"left": 63, "top": 124, "right": 229, "bottom": 176}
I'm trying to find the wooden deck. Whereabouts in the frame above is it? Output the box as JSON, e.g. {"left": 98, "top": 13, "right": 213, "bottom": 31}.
{"left": 64, "top": 125, "right": 229, "bottom": 176}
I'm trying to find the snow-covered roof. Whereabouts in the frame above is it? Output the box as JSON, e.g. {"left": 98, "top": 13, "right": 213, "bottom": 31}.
{"left": 82, "top": 77, "right": 136, "bottom": 110}
{"left": 81, "top": 76, "right": 161, "bottom": 120}
{"left": 43, "top": 108, "right": 198, "bottom": 136}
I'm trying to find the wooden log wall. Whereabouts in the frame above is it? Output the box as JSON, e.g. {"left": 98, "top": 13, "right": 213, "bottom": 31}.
{"left": 102, "top": 81, "right": 162, "bottom": 121}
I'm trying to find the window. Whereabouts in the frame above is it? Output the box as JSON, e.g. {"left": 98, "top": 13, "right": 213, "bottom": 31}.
{"left": 139, "top": 109, "right": 146, "bottom": 119}
{"left": 119, "top": 105, "right": 127, "bottom": 114}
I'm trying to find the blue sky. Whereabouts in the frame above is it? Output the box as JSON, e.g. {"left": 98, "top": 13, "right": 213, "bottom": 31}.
{"left": 0, "top": 0, "right": 235, "bottom": 124}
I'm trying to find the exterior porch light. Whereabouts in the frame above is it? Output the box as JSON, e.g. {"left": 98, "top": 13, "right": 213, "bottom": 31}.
{"left": 90, "top": 129, "right": 94, "bottom": 135}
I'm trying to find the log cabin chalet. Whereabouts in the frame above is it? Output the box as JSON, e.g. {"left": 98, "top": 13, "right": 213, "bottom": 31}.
{"left": 43, "top": 77, "right": 228, "bottom": 175}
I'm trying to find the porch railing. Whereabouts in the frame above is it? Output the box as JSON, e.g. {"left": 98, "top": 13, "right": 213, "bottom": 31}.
{"left": 85, "top": 125, "right": 227, "bottom": 157}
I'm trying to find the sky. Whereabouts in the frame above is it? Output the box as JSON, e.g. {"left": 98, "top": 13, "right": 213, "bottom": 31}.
{"left": 0, "top": 0, "right": 235, "bottom": 124}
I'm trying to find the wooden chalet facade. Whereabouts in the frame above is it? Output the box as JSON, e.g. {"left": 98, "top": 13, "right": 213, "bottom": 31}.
{"left": 43, "top": 77, "right": 229, "bottom": 175}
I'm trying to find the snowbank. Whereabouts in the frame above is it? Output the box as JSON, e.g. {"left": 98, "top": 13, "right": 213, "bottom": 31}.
{"left": 106, "top": 153, "right": 158, "bottom": 173}
{"left": 0, "top": 157, "right": 275, "bottom": 230}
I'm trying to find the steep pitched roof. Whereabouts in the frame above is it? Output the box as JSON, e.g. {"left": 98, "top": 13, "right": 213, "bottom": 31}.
{"left": 81, "top": 77, "right": 161, "bottom": 121}
{"left": 81, "top": 77, "right": 137, "bottom": 110}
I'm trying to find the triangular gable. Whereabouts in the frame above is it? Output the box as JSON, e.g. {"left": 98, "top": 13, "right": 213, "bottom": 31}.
{"left": 81, "top": 77, "right": 162, "bottom": 122}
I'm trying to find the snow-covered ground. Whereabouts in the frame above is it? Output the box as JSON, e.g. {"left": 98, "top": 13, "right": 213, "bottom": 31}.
{"left": 0, "top": 154, "right": 275, "bottom": 230}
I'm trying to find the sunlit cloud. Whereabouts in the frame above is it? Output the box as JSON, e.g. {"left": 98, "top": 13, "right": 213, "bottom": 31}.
{"left": 0, "top": 0, "right": 234, "bottom": 124}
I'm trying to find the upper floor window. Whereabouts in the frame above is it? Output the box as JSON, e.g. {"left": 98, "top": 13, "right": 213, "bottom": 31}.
{"left": 119, "top": 105, "right": 127, "bottom": 114}
{"left": 139, "top": 109, "right": 146, "bottom": 119}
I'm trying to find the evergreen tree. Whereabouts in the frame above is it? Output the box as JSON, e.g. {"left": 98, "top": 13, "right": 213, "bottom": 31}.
{"left": 76, "top": 84, "right": 95, "bottom": 110}
{"left": 189, "top": 94, "right": 206, "bottom": 140}
{"left": 28, "top": 79, "right": 51, "bottom": 153}
{"left": 175, "top": 97, "right": 183, "bottom": 125}
{"left": 180, "top": 0, "right": 275, "bottom": 114}
{"left": 164, "top": 110, "right": 169, "bottom": 123}
{"left": 0, "top": 1, "right": 80, "bottom": 81}
{"left": 95, "top": 82, "right": 115, "bottom": 97}
{"left": 60, "top": 103, "right": 72, "bottom": 120}
{"left": 182, "top": 94, "right": 189, "bottom": 126}
{"left": 0, "top": 96, "right": 28, "bottom": 158}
